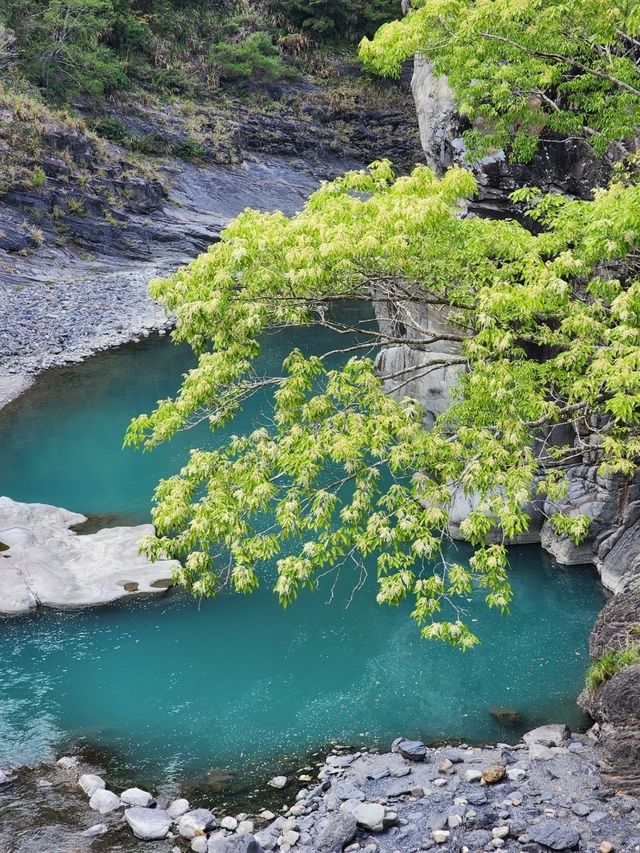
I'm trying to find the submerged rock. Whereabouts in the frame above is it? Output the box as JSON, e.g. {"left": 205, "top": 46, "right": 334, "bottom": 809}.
{"left": 267, "top": 775, "right": 288, "bottom": 789}
{"left": 125, "top": 805, "right": 172, "bottom": 840}
{"left": 0, "top": 496, "right": 179, "bottom": 614}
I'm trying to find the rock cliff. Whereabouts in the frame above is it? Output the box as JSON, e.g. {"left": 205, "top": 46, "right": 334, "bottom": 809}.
{"left": 404, "top": 54, "right": 640, "bottom": 786}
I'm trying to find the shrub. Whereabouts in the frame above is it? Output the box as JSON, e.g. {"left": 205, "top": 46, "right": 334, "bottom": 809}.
{"left": 208, "top": 31, "right": 283, "bottom": 82}
{"left": 586, "top": 643, "right": 640, "bottom": 693}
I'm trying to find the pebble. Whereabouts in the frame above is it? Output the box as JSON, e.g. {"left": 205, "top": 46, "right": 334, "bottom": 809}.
{"left": 221, "top": 816, "right": 239, "bottom": 830}
{"left": 431, "top": 830, "right": 450, "bottom": 843}
{"left": 269, "top": 776, "right": 288, "bottom": 789}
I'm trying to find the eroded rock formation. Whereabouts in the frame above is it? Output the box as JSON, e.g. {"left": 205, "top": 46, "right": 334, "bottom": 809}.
{"left": 0, "top": 496, "right": 178, "bottom": 614}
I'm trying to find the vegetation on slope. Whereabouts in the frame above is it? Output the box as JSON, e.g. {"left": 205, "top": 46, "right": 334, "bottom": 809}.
{"left": 0, "top": 0, "right": 399, "bottom": 102}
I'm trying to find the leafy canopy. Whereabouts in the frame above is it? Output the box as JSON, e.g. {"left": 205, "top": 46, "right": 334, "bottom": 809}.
{"left": 360, "top": 0, "right": 640, "bottom": 161}
{"left": 126, "top": 160, "right": 640, "bottom": 647}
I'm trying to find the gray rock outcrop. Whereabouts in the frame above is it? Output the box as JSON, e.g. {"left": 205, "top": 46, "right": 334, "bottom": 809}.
{"left": 579, "top": 591, "right": 640, "bottom": 791}
{"left": 0, "top": 496, "right": 179, "bottom": 614}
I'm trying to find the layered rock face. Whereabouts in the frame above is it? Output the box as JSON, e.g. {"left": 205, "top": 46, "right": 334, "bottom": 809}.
{"left": 411, "top": 56, "right": 617, "bottom": 208}
{"left": 397, "top": 54, "right": 640, "bottom": 786}
{"left": 0, "top": 497, "right": 178, "bottom": 614}
{"left": 579, "top": 593, "right": 640, "bottom": 791}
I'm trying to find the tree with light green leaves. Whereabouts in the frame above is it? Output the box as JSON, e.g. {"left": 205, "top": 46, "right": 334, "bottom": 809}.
{"left": 126, "top": 155, "right": 640, "bottom": 647}
{"left": 360, "top": 0, "right": 640, "bottom": 162}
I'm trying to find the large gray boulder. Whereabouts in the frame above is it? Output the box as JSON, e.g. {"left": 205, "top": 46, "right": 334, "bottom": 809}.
{"left": 207, "top": 833, "right": 263, "bottom": 853}
{"left": 125, "top": 806, "right": 172, "bottom": 840}
{"left": 528, "top": 820, "right": 580, "bottom": 850}
{"left": 581, "top": 664, "right": 640, "bottom": 791}
{"left": 0, "top": 496, "right": 178, "bottom": 614}
{"left": 579, "top": 591, "right": 640, "bottom": 791}
{"left": 316, "top": 813, "right": 357, "bottom": 853}
{"left": 523, "top": 724, "right": 569, "bottom": 747}
{"left": 178, "top": 808, "right": 216, "bottom": 839}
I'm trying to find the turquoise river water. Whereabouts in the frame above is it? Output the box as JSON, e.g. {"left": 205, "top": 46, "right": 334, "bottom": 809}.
{"left": 0, "top": 324, "right": 605, "bottom": 793}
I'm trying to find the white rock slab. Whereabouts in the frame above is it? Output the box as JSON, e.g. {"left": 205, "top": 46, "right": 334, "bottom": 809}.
{"left": 0, "top": 497, "right": 179, "bottom": 614}
{"left": 125, "top": 806, "right": 172, "bottom": 840}
{"left": 121, "top": 787, "right": 153, "bottom": 807}
{"left": 79, "top": 774, "right": 106, "bottom": 796}
{"left": 89, "top": 788, "right": 122, "bottom": 814}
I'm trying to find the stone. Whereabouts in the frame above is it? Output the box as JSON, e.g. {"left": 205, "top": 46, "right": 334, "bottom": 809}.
{"left": 316, "top": 812, "right": 358, "bottom": 852}
{"left": 492, "top": 827, "right": 509, "bottom": 839}
{"left": 431, "top": 830, "right": 450, "bottom": 844}
{"left": 260, "top": 811, "right": 277, "bottom": 821}
{"left": 121, "top": 786, "right": 153, "bottom": 807}
{"left": 506, "top": 767, "right": 527, "bottom": 782}
{"left": 125, "top": 807, "right": 173, "bottom": 841}
{"left": 56, "top": 756, "right": 78, "bottom": 770}
{"left": 221, "top": 817, "right": 239, "bottom": 831}
{"left": 438, "top": 759, "right": 454, "bottom": 774}
{"left": 464, "top": 830, "right": 492, "bottom": 848}
{"left": 238, "top": 820, "right": 254, "bottom": 834}
{"left": 89, "top": 788, "right": 122, "bottom": 814}
{"left": 528, "top": 820, "right": 580, "bottom": 850}
{"left": 571, "top": 802, "right": 591, "bottom": 817}
{"left": 342, "top": 802, "right": 386, "bottom": 832}
{"left": 269, "top": 776, "right": 288, "bottom": 789}
{"left": 0, "top": 497, "right": 179, "bottom": 614}
{"left": 208, "top": 833, "right": 264, "bottom": 853}
{"left": 334, "top": 782, "right": 365, "bottom": 801}
{"left": 600, "top": 843, "right": 615, "bottom": 853}
{"left": 447, "top": 814, "right": 462, "bottom": 829}
{"left": 389, "top": 766, "right": 411, "bottom": 778}
{"left": 79, "top": 774, "right": 106, "bottom": 796}
{"left": 281, "top": 830, "right": 300, "bottom": 846}
{"left": 168, "top": 798, "right": 191, "bottom": 819}
{"left": 178, "top": 808, "right": 216, "bottom": 839}
{"left": 482, "top": 765, "right": 506, "bottom": 784}
{"left": 82, "top": 823, "right": 108, "bottom": 837}
{"left": 395, "top": 739, "right": 428, "bottom": 761}
{"left": 490, "top": 708, "right": 524, "bottom": 726}
{"left": 528, "top": 743, "right": 555, "bottom": 761}
{"left": 192, "top": 839, "right": 208, "bottom": 853}
{"left": 465, "top": 769, "right": 483, "bottom": 782}
{"left": 433, "top": 778, "right": 447, "bottom": 787}
{"left": 0, "top": 770, "right": 11, "bottom": 785}
{"left": 523, "top": 725, "right": 570, "bottom": 747}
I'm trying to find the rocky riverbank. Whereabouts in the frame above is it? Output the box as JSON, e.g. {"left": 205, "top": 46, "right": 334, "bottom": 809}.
{"left": 2, "top": 726, "right": 638, "bottom": 853}
{"left": 0, "top": 64, "right": 422, "bottom": 411}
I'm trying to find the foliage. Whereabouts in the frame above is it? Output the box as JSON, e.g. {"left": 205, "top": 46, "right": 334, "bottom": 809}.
{"left": 126, "top": 159, "right": 640, "bottom": 646}
{"left": 586, "top": 640, "right": 640, "bottom": 692}
{"left": 271, "top": 0, "right": 399, "bottom": 42}
{"left": 359, "top": 0, "right": 640, "bottom": 161}
{"left": 0, "top": 0, "right": 400, "bottom": 102}
{"left": 3, "top": 0, "right": 128, "bottom": 99}
{"left": 208, "top": 31, "right": 284, "bottom": 83}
